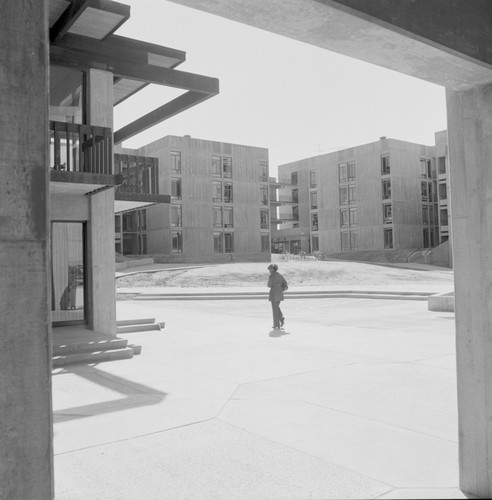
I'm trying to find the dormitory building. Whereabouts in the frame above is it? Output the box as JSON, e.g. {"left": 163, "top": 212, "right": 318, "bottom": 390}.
{"left": 117, "top": 131, "right": 451, "bottom": 265}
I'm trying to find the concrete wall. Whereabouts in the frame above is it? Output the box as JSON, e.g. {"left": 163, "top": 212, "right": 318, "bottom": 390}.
{"left": 0, "top": 1, "right": 53, "bottom": 498}
{"left": 136, "top": 135, "right": 271, "bottom": 262}
{"left": 275, "top": 138, "right": 435, "bottom": 254}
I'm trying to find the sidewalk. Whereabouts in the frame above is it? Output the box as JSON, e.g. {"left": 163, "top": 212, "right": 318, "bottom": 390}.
{"left": 52, "top": 293, "right": 472, "bottom": 499}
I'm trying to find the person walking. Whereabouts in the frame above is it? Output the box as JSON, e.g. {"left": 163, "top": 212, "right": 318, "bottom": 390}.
{"left": 267, "top": 264, "right": 288, "bottom": 329}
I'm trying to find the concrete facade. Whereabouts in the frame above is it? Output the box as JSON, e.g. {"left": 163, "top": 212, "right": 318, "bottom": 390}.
{"left": 0, "top": 1, "right": 53, "bottom": 498}
{"left": 121, "top": 135, "right": 271, "bottom": 263}
{"left": 272, "top": 138, "right": 438, "bottom": 255}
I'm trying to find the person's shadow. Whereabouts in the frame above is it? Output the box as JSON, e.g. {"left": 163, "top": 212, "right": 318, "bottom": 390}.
{"left": 269, "top": 328, "right": 291, "bottom": 338}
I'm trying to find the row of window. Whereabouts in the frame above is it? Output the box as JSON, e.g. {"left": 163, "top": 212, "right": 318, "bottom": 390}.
{"left": 171, "top": 231, "right": 270, "bottom": 254}
{"left": 171, "top": 205, "right": 270, "bottom": 230}
{"left": 171, "top": 151, "right": 269, "bottom": 182}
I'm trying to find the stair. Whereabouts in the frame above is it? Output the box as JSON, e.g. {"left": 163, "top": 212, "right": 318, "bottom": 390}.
{"left": 116, "top": 318, "right": 165, "bottom": 334}
{"left": 52, "top": 327, "right": 141, "bottom": 368}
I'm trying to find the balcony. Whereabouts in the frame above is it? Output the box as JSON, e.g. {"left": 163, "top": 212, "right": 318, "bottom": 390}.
{"left": 114, "top": 153, "right": 169, "bottom": 213}
{"left": 49, "top": 120, "right": 119, "bottom": 195}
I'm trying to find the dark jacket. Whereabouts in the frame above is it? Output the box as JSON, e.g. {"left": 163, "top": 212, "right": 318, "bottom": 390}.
{"left": 268, "top": 271, "right": 288, "bottom": 302}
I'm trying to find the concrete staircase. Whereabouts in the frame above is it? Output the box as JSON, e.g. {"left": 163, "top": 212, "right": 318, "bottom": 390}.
{"left": 50, "top": 321, "right": 166, "bottom": 368}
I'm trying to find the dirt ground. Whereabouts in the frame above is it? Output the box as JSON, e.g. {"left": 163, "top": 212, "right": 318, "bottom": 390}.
{"left": 116, "top": 260, "right": 454, "bottom": 289}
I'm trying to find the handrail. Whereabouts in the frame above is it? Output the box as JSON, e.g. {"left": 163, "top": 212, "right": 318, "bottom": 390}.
{"left": 49, "top": 120, "right": 113, "bottom": 175}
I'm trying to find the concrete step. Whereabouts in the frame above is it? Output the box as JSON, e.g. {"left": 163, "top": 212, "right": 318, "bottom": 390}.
{"left": 116, "top": 323, "right": 162, "bottom": 334}
{"left": 116, "top": 318, "right": 156, "bottom": 326}
{"left": 52, "top": 347, "right": 135, "bottom": 368}
{"left": 53, "top": 337, "right": 128, "bottom": 356}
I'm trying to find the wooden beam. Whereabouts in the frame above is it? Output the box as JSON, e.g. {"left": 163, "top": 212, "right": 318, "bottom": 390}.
{"left": 50, "top": 0, "right": 130, "bottom": 44}
{"left": 114, "top": 90, "right": 216, "bottom": 144}
{"left": 50, "top": 44, "right": 219, "bottom": 94}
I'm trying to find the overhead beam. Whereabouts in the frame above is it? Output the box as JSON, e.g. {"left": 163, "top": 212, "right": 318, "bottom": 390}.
{"left": 54, "top": 33, "right": 186, "bottom": 69}
{"left": 50, "top": 0, "right": 130, "bottom": 43}
{"left": 114, "top": 90, "right": 216, "bottom": 144}
{"left": 50, "top": 44, "right": 219, "bottom": 94}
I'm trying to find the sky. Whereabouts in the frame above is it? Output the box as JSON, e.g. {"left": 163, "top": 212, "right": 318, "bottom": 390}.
{"left": 115, "top": 0, "right": 448, "bottom": 176}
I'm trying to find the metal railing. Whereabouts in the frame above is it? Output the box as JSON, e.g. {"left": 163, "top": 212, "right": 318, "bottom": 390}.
{"left": 50, "top": 121, "right": 113, "bottom": 174}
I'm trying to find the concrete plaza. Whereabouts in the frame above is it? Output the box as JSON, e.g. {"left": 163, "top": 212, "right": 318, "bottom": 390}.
{"left": 52, "top": 291, "right": 471, "bottom": 499}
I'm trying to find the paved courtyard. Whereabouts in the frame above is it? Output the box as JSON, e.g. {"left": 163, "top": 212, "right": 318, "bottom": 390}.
{"left": 52, "top": 294, "right": 470, "bottom": 499}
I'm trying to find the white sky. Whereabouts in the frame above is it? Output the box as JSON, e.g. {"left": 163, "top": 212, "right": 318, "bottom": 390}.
{"left": 115, "top": 0, "right": 448, "bottom": 176}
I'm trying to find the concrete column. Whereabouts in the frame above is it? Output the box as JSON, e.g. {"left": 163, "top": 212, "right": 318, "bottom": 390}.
{"left": 447, "top": 83, "right": 492, "bottom": 497}
{"left": 88, "top": 188, "right": 117, "bottom": 336}
{"left": 0, "top": 1, "right": 53, "bottom": 499}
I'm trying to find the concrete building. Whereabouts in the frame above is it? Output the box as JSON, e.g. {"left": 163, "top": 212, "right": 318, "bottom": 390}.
{"left": 0, "top": 1, "right": 218, "bottom": 497}
{"left": 6, "top": 0, "right": 492, "bottom": 497}
{"left": 271, "top": 136, "right": 443, "bottom": 256}
{"left": 167, "top": 2, "right": 492, "bottom": 495}
{"left": 116, "top": 135, "right": 271, "bottom": 262}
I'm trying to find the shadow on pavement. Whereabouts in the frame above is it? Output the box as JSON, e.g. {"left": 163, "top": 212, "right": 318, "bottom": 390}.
{"left": 269, "top": 328, "right": 291, "bottom": 338}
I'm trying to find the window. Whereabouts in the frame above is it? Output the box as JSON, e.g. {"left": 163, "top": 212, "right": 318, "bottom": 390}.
{"left": 223, "top": 207, "right": 233, "bottom": 228}
{"left": 292, "top": 206, "right": 299, "bottom": 221}
{"left": 311, "top": 235, "right": 319, "bottom": 252}
{"left": 422, "top": 206, "right": 429, "bottom": 225}
{"left": 222, "top": 157, "right": 232, "bottom": 178}
{"left": 350, "top": 231, "right": 359, "bottom": 250}
{"left": 224, "top": 233, "right": 234, "bottom": 253}
{"left": 224, "top": 182, "right": 233, "bottom": 203}
{"left": 438, "top": 156, "right": 446, "bottom": 175}
{"left": 440, "top": 209, "right": 449, "bottom": 226}
{"left": 172, "top": 231, "right": 183, "bottom": 253}
{"left": 310, "top": 170, "right": 317, "bottom": 188}
{"left": 381, "top": 154, "right": 390, "bottom": 174}
{"left": 384, "top": 228, "right": 393, "bottom": 249}
{"left": 348, "top": 161, "right": 356, "bottom": 181}
{"left": 213, "top": 232, "right": 223, "bottom": 253}
{"left": 382, "top": 179, "right": 391, "bottom": 200}
{"left": 291, "top": 188, "right": 299, "bottom": 203}
{"left": 349, "top": 207, "right": 358, "bottom": 226}
{"left": 383, "top": 203, "right": 392, "bottom": 224}
{"left": 428, "top": 182, "right": 434, "bottom": 202}
{"left": 310, "top": 191, "right": 318, "bottom": 209}
{"left": 171, "top": 151, "right": 181, "bottom": 174}
{"left": 311, "top": 212, "right": 318, "bottom": 231}
{"left": 348, "top": 185, "right": 356, "bottom": 204}
{"left": 420, "top": 158, "right": 428, "bottom": 178}
{"left": 439, "top": 183, "right": 447, "bottom": 200}
{"left": 171, "top": 177, "right": 181, "bottom": 200}
{"left": 429, "top": 205, "right": 434, "bottom": 225}
{"left": 421, "top": 181, "right": 428, "bottom": 201}
{"left": 212, "top": 156, "right": 221, "bottom": 176}
{"left": 341, "top": 231, "right": 349, "bottom": 251}
{"left": 339, "top": 186, "right": 348, "bottom": 205}
{"left": 340, "top": 209, "right": 349, "bottom": 228}
{"left": 260, "top": 208, "right": 269, "bottom": 229}
{"left": 260, "top": 161, "right": 269, "bottom": 182}
{"left": 261, "top": 233, "right": 270, "bottom": 253}
{"left": 171, "top": 205, "right": 182, "bottom": 227}
{"left": 213, "top": 206, "right": 223, "bottom": 228}
{"left": 338, "top": 163, "right": 347, "bottom": 183}
{"left": 423, "top": 228, "right": 430, "bottom": 248}
{"left": 260, "top": 185, "right": 268, "bottom": 205}
{"left": 212, "top": 181, "right": 222, "bottom": 202}
{"left": 138, "top": 209, "right": 146, "bottom": 230}
{"left": 291, "top": 171, "right": 298, "bottom": 185}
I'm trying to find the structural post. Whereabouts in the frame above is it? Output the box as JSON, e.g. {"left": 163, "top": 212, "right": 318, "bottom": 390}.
{"left": 447, "top": 83, "right": 492, "bottom": 497}
{"left": 0, "top": 1, "right": 53, "bottom": 499}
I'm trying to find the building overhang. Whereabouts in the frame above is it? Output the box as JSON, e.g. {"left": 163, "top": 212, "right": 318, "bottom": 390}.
{"left": 50, "top": 170, "right": 122, "bottom": 196}
{"left": 49, "top": 0, "right": 219, "bottom": 144}
{"left": 114, "top": 192, "right": 170, "bottom": 214}
{"left": 166, "top": 0, "right": 492, "bottom": 90}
